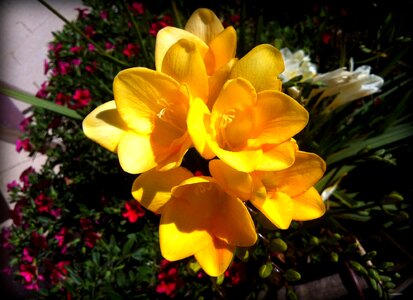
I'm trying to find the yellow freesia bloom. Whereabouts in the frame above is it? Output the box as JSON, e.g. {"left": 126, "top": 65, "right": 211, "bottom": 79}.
{"left": 209, "top": 151, "right": 326, "bottom": 230}
{"left": 155, "top": 8, "right": 237, "bottom": 106}
{"left": 187, "top": 77, "right": 309, "bottom": 172}
{"left": 131, "top": 167, "right": 257, "bottom": 276}
{"left": 83, "top": 40, "right": 208, "bottom": 174}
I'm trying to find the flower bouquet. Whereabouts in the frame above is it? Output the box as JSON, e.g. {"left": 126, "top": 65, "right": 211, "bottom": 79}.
{"left": 1, "top": 0, "right": 412, "bottom": 299}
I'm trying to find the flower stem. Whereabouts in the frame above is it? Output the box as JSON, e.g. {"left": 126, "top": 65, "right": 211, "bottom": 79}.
{"left": 38, "top": 0, "right": 129, "bottom": 68}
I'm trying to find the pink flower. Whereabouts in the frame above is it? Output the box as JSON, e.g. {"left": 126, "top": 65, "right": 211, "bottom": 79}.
{"left": 19, "top": 263, "right": 44, "bottom": 291}
{"left": 75, "top": 8, "right": 89, "bottom": 19}
{"left": 50, "top": 261, "right": 70, "bottom": 284}
{"left": 10, "top": 199, "right": 25, "bottom": 226}
{"left": 55, "top": 92, "right": 71, "bottom": 106}
{"left": 19, "top": 116, "right": 32, "bottom": 132}
{"left": 84, "top": 25, "right": 95, "bottom": 38}
{"left": 16, "top": 138, "right": 32, "bottom": 153}
{"left": 31, "top": 232, "right": 48, "bottom": 250}
{"left": 123, "top": 43, "right": 140, "bottom": 58}
{"left": 72, "top": 89, "right": 92, "bottom": 109}
{"left": 70, "top": 46, "right": 82, "bottom": 53}
{"left": 156, "top": 259, "right": 182, "bottom": 298}
{"left": 44, "top": 59, "right": 49, "bottom": 74}
{"left": 122, "top": 200, "right": 145, "bottom": 223}
{"left": 22, "top": 247, "right": 34, "bottom": 263}
{"left": 105, "top": 42, "right": 115, "bottom": 50}
{"left": 56, "top": 61, "right": 71, "bottom": 75}
{"left": 87, "top": 43, "right": 96, "bottom": 52}
{"left": 35, "top": 81, "right": 48, "bottom": 99}
{"left": 100, "top": 10, "right": 108, "bottom": 20}
{"left": 7, "top": 180, "right": 19, "bottom": 192}
{"left": 85, "top": 62, "right": 97, "bottom": 73}
{"left": 84, "top": 231, "right": 101, "bottom": 248}
{"left": 49, "top": 42, "right": 62, "bottom": 56}
{"left": 19, "top": 166, "right": 35, "bottom": 189}
{"left": 0, "top": 228, "right": 12, "bottom": 250}
{"left": 72, "top": 58, "right": 82, "bottom": 66}
{"left": 34, "top": 193, "right": 52, "bottom": 213}
{"left": 149, "top": 15, "right": 173, "bottom": 36}
{"left": 130, "top": 2, "right": 144, "bottom": 15}
{"left": 55, "top": 227, "right": 70, "bottom": 247}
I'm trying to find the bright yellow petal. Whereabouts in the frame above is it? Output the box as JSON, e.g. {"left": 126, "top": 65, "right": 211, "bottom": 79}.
{"left": 209, "top": 159, "right": 253, "bottom": 200}
{"left": 187, "top": 98, "right": 216, "bottom": 159}
{"left": 262, "top": 151, "right": 326, "bottom": 196}
{"left": 113, "top": 67, "right": 186, "bottom": 134}
{"left": 160, "top": 186, "right": 214, "bottom": 261}
{"left": 205, "top": 26, "right": 237, "bottom": 74}
{"left": 208, "top": 58, "right": 237, "bottom": 108}
{"left": 250, "top": 190, "right": 294, "bottom": 229}
{"left": 292, "top": 187, "right": 326, "bottom": 221}
{"left": 161, "top": 39, "right": 208, "bottom": 100}
{"left": 209, "top": 142, "right": 262, "bottom": 173}
{"left": 230, "top": 44, "right": 285, "bottom": 92}
{"left": 155, "top": 27, "right": 208, "bottom": 71}
{"left": 82, "top": 101, "right": 127, "bottom": 152}
{"left": 184, "top": 8, "right": 224, "bottom": 44}
{"left": 117, "top": 131, "right": 156, "bottom": 174}
{"left": 249, "top": 90, "right": 309, "bottom": 146}
{"left": 211, "top": 192, "right": 257, "bottom": 246}
{"left": 194, "top": 237, "right": 235, "bottom": 277}
{"left": 131, "top": 167, "right": 193, "bottom": 214}
{"left": 255, "top": 140, "right": 296, "bottom": 171}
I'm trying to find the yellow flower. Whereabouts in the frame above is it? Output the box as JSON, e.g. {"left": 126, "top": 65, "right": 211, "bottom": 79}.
{"left": 209, "top": 151, "right": 326, "bottom": 230}
{"left": 188, "top": 77, "right": 309, "bottom": 172}
{"left": 155, "top": 8, "right": 237, "bottom": 105}
{"left": 131, "top": 167, "right": 257, "bottom": 276}
{"left": 82, "top": 39, "right": 208, "bottom": 174}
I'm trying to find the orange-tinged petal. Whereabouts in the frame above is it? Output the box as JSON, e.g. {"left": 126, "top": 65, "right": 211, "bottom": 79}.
{"left": 249, "top": 90, "right": 309, "bottom": 146}
{"left": 208, "top": 58, "right": 237, "bottom": 108}
{"left": 82, "top": 101, "right": 127, "bottom": 152}
{"left": 209, "top": 159, "right": 253, "bottom": 200}
{"left": 230, "top": 44, "right": 285, "bottom": 92}
{"left": 194, "top": 237, "right": 235, "bottom": 277}
{"left": 292, "top": 187, "right": 326, "bottom": 221}
{"left": 113, "top": 67, "right": 186, "bottom": 134}
{"left": 211, "top": 192, "right": 257, "bottom": 246}
{"left": 206, "top": 26, "right": 237, "bottom": 74}
{"left": 155, "top": 27, "right": 208, "bottom": 71}
{"left": 261, "top": 151, "right": 326, "bottom": 196}
{"left": 184, "top": 8, "right": 224, "bottom": 44}
{"left": 117, "top": 131, "right": 157, "bottom": 174}
{"left": 131, "top": 167, "right": 193, "bottom": 214}
{"left": 255, "top": 140, "right": 296, "bottom": 171}
{"left": 187, "top": 98, "right": 216, "bottom": 159}
{"left": 161, "top": 39, "right": 208, "bottom": 100}
{"left": 250, "top": 190, "right": 294, "bottom": 229}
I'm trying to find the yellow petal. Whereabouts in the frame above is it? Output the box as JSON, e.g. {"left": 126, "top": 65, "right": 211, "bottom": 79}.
{"left": 205, "top": 26, "right": 237, "bottom": 74}
{"left": 230, "top": 44, "right": 285, "bottom": 92}
{"left": 262, "top": 151, "right": 326, "bottom": 196}
{"left": 184, "top": 8, "right": 224, "bottom": 44}
{"left": 160, "top": 187, "right": 214, "bottom": 261}
{"left": 211, "top": 192, "right": 257, "bottom": 247}
{"left": 113, "top": 67, "right": 186, "bottom": 134}
{"left": 255, "top": 140, "right": 296, "bottom": 171}
{"left": 187, "top": 98, "right": 216, "bottom": 159}
{"left": 194, "top": 237, "right": 235, "bottom": 277}
{"left": 209, "top": 142, "right": 262, "bottom": 173}
{"left": 82, "top": 101, "right": 127, "bottom": 152}
{"left": 131, "top": 167, "right": 193, "bottom": 214}
{"left": 208, "top": 58, "right": 237, "bottom": 108}
{"left": 117, "top": 131, "right": 156, "bottom": 174}
{"left": 209, "top": 159, "right": 253, "bottom": 200}
{"left": 155, "top": 27, "right": 209, "bottom": 71}
{"left": 161, "top": 39, "right": 208, "bottom": 100}
{"left": 250, "top": 90, "right": 309, "bottom": 146}
{"left": 250, "top": 190, "right": 294, "bottom": 229}
{"left": 292, "top": 187, "right": 326, "bottom": 221}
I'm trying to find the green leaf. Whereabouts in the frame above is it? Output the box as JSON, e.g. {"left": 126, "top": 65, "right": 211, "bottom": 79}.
{"left": 0, "top": 84, "right": 82, "bottom": 120}
{"left": 259, "top": 263, "right": 273, "bottom": 278}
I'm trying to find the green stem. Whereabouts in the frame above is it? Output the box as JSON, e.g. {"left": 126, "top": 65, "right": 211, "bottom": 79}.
{"left": 38, "top": 0, "right": 129, "bottom": 68}
{"left": 171, "top": 0, "right": 183, "bottom": 29}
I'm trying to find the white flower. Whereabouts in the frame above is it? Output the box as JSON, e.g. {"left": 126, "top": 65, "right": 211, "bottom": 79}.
{"left": 312, "top": 61, "right": 384, "bottom": 113}
{"left": 279, "top": 48, "right": 317, "bottom": 83}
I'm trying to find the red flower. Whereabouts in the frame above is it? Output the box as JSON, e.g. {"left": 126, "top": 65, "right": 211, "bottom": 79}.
{"left": 15, "top": 138, "right": 32, "bottom": 153}
{"left": 55, "top": 92, "right": 71, "bottom": 106}
{"left": 22, "top": 247, "right": 34, "bottom": 263}
{"left": 10, "top": 199, "right": 25, "bottom": 226}
{"left": 72, "top": 89, "right": 92, "bottom": 109}
{"left": 19, "top": 116, "right": 32, "bottom": 132}
{"left": 19, "top": 167, "right": 35, "bottom": 189}
{"left": 130, "top": 2, "right": 145, "bottom": 15}
{"left": 123, "top": 43, "right": 140, "bottom": 58}
{"left": 322, "top": 32, "right": 332, "bottom": 45}
{"left": 19, "top": 263, "right": 44, "bottom": 291}
{"left": 70, "top": 46, "right": 82, "bottom": 53}
{"left": 34, "top": 193, "right": 52, "bottom": 213}
{"left": 84, "top": 231, "right": 101, "bottom": 248}
{"left": 122, "top": 200, "right": 145, "bottom": 223}
{"left": 31, "top": 232, "right": 48, "bottom": 250}
{"left": 149, "top": 15, "right": 173, "bottom": 36}
{"left": 84, "top": 25, "right": 95, "bottom": 38}
{"left": 35, "top": 81, "right": 48, "bottom": 99}
{"left": 75, "top": 7, "right": 89, "bottom": 19}
{"left": 50, "top": 261, "right": 70, "bottom": 284}
{"left": 155, "top": 259, "right": 182, "bottom": 298}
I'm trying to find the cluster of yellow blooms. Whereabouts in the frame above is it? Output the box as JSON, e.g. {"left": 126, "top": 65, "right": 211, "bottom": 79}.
{"left": 83, "top": 8, "right": 326, "bottom": 276}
